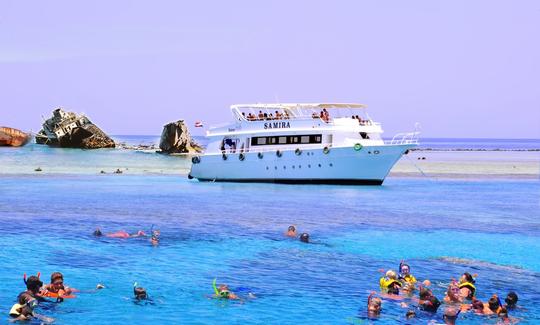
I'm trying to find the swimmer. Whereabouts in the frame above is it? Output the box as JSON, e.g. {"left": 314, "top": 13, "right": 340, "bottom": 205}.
{"left": 405, "top": 309, "right": 416, "bottom": 319}
{"left": 11, "top": 275, "right": 53, "bottom": 323}
{"left": 94, "top": 228, "right": 146, "bottom": 238}
{"left": 444, "top": 280, "right": 462, "bottom": 303}
{"left": 471, "top": 298, "right": 485, "bottom": 314}
{"left": 299, "top": 233, "right": 309, "bottom": 243}
{"left": 443, "top": 307, "right": 460, "bottom": 325}
{"left": 286, "top": 225, "right": 297, "bottom": 237}
{"left": 151, "top": 229, "right": 160, "bottom": 246}
{"left": 42, "top": 272, "right": 76, "bottom": 298}
{"left": 133, "top": 283, "right": 148, "bottom": 300}
{"left": 398, "top": 261, "right": 417, "bottom": 285}
{"left": 367, "top": 292, "right": 382, "bottom": 317}
{"left": 212, "top": 279, "right": 239, "bottom": 300}
{"left": 485, "top": 294, "right": 503, "bottom": 314}
{"left": 418, "top": 287, "right": 441, "bottom": 313}
{"left": 379, "top": 270, "right": 402, "bottom": 292}
{"left": 457, "top": 272, "right": 476, "bottom": 300}
{"left": 505, "top": 292, "right": 518, "bottom": 309}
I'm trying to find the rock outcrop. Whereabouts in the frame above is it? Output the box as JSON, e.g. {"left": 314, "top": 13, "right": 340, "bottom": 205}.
{"left": 159, "top": 120, "right": 202, "bottom": 154}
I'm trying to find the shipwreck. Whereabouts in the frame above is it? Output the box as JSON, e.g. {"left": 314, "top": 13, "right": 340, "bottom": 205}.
{"left": 35, "top": 108, "right": 115, "bottom": 149}
{"left": 0, "top": 127, "right": 31, "bottom": 147}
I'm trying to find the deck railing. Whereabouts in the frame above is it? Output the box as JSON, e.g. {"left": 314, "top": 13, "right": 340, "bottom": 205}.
{"left": 387, "top": 132, "right": 420, "bottom": 145}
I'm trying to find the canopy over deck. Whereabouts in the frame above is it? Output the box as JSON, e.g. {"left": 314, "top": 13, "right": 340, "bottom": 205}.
{"left": 231, "top": 103, "right": 366, "bottom": 111}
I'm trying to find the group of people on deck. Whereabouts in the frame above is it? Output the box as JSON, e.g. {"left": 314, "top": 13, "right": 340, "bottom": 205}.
{"left": 242, "top": 110, "right": 290, "bottom": 121}
{"left": 368, "top": 261, "right": 520, "bottom": 323}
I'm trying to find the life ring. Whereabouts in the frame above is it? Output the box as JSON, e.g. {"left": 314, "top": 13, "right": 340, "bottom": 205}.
{"left": 191, "top": 156, "right": 201, "bottom": 164}
{"left": 323, "top": 147, "right": 330, "bottom": 154}
{"left": 257, "top": 152, "right": 264, "bottom": 159}
{"left": 295, "top": 148, "right": 302, "bottom": 156}
{"left": 276, "top": 150, "right": 282, "bottom": 157}
{"left": 222, "top": 154, "right": 228, "bottom": 160}
{"left": 239, "top": 153, "right": 245, "bottom": 161}
{"left": 354, "top": 143, "right": 362, "bottom": 151}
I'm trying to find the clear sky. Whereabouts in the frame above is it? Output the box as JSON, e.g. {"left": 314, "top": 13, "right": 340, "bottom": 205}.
{"left": 1, "top": 0, "right": 539, "bottom": 138}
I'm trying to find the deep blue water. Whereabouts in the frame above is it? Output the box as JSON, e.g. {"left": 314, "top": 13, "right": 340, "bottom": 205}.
{"left": 0, "top": 174, "right": 539, "bottom": 324}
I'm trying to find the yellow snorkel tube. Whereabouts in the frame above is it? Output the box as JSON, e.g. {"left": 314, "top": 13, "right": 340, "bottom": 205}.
{"left": 212, "top": 278, "right": 219, "bottom": 296}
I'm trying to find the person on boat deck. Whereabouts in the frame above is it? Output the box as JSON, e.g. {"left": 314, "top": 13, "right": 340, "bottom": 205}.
{"left": 457, "top": 272, "right": 476, "bottom": 300}
{"left": 299, "top": 232, "right": 309, "bottom": 243}
{"left": 263, "top": 113, "right": 269, "bottom": 120}
{"left": 275, "top": 111, "right": 282, "bottom": 119}
{"left": 322, "top": 108, "right": 330, "bottom": 122}
{"left": 284, "top": 112, "right": 290, "bottom": 119}
{"left": 42, "top": 272, "right": 75, "bottom": 297}
{"left": 10, "top": 276, "right": 46, "bottom": 321}
{"left": 93, "top": 228, "right": 146, "bottom": 238}
{"left": 312, "top": 112, "right": 318, "bottom": 119}
{"left": 398, "top": 261, "right": 417, "bottom": 285}
{"left": 471, "top": 298, "right": 485, "bottom": 314}
{"left": 258, "top": 111, "right": 264, "bottom": 120}
{"left": 379, "top": 270, "right": 402, "bottom": 292}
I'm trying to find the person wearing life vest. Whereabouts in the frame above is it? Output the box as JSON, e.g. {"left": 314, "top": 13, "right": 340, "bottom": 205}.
{"left": 458, "top": 272, "right": 476, "bottom": 300}
{"left": 379, "top": 270, "right": 402, "bottom": 292}
{"left": 398, "top": 261, "right": 417, "bottom": 286}
{"left": 10, "top": 275, "right": 48, "bottom": 321}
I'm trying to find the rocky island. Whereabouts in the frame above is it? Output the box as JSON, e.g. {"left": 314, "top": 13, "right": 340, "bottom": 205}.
{"left": 159, "top": 120, "right": 203, "bottom": 154}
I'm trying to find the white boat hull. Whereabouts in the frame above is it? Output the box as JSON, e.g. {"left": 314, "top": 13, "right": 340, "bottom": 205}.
{"left": 189, "top": 144, "right": 414, "bottom": 185}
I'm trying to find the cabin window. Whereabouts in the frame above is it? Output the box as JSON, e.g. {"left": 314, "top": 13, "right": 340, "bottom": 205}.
{"left": 250, "top": 134, "right": 323, "bottom": 146}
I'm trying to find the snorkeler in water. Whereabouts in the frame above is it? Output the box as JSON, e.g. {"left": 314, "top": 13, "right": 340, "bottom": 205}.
{"left": 151, "top": 229, "right": 160, "bottom": 246}
{"left": 367, "top": 292, "right": 382, "bottom": 317}
{"left": 93, "top": 228, "right": 146, "bottom": 238}
{"left": 443, "top": 307, "right": 460, "bottom": 325}
{"left": 212, "top": 279, "right": 239, "bottom": 300}
{"left": 379, "top": 270, "right": 402, "bottom": 292}
{"left": 41, "top": 272, "right": 77, "bottom": 300}
{"left": 133, "top": 283, "right": 148, "bottom": 300}
{"left": 444, "top": 280, "right": 462, "bottom": 303}
{"left": 398, "top": 261, "right": 417, "bottom": 285}
{"left": 286, "top": 225, "right": 297, "bottom": 237}
{"left": 10, "top": 275, "right": 54, "bottom": 323}
{"left": 299, "top": 233, "right": 310, "bottom": 243}
{"left": 457, "top": 272, "right": 476, "bottom": 300}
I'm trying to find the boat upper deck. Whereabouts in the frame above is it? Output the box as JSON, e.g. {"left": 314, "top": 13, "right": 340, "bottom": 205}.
{"left": 207, "top": 103, "right": 382, "bottom": 137}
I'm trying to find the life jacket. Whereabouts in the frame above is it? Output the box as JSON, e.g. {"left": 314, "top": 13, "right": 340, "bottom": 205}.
{"left": 400, "top": 274, "right": 417, "bottom": 284}
{"left": 458, "top": 282, "right": 476, "bottom": 299}
{"left": 9, "top": 303, "right": 23, "bottom": 318}
{"left": 379, "top": 277, "right": 402, "bottom": 289}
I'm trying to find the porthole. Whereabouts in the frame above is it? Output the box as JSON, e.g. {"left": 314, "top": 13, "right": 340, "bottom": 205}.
{"left": 329, "top": 163, "right": 333, "bottom": 167}
{"left": 298, "top": 165, "right": 302, "bottom": 169}
{"left": 275, "top": 166, "right": 278, "bottom": 170}
{"left": 374, "top": 150, "right": 380, "bottom": 154}
{"left": 266, "top": 166, "right": 269, "bottom": 170}
{"left": 292, "top": 165, "right": 295, "bottom": 169}
{"left": 308, "top": 164, "right": 311, "bottom": 168}
{"left": 283, "top": 166, "right": 286, "bottom": 169}
{"left": 258, "top": 152, "right": 264, "bottom": 159}
{"left": 318, "top": 164, "right": 322, "bottom": 167}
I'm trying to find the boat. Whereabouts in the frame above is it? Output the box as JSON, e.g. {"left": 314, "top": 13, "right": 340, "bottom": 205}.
{"left": 188, "top": 103, "right": 418, "bottom": 185}
{"left": 0, "top": 127, "right": 31, "bottom": 147}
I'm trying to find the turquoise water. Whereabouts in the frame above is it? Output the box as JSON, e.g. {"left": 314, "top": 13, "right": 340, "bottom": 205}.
{"left": 0, "top": 172, "right": 539, "bottom": 324}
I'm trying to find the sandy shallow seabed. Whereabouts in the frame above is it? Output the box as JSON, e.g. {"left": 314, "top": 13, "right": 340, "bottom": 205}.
{"left": 391, "top": 150, "right": 540, "bottom": 179}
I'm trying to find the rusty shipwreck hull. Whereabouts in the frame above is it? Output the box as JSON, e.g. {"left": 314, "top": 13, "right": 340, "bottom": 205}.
{"left": 0, "top": 127, "right": 31, "bottom": 147}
